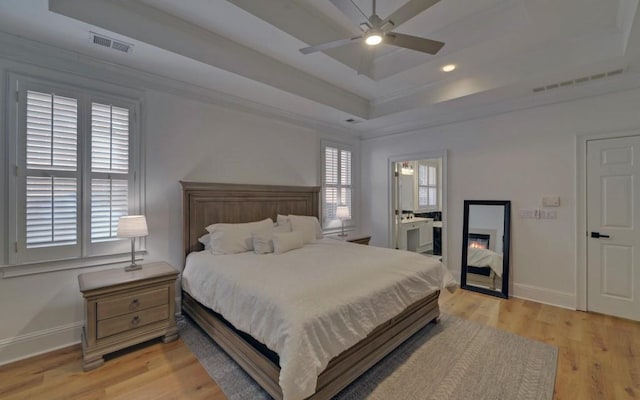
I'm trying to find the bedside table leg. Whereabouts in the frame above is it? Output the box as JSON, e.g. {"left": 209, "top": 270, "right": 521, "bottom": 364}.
{"left": 82, "top": 355, "right": 104, "bottom": 371}
{"left": 162, "top": 326, "right": 179, "bottom": 343}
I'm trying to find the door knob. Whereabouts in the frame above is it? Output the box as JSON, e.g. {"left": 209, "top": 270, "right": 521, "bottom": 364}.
{"left": 590, "top": 232, "right": 610, "bottom": 239}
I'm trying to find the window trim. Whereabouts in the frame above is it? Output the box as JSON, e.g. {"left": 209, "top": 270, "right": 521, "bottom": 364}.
{"left": 321, "top": 139, "right": 355, "bottom": 232}
{"left": 5, "top": 73, "right": 144, "bottom": 270}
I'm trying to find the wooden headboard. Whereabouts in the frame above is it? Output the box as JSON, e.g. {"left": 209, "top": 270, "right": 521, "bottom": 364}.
{"left": 181, "top": 182, "right": 320, "bottom": 256}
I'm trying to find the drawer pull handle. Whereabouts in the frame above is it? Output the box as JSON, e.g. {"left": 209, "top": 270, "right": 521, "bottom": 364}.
{"left": 131, "top": 316, "right": 140, "bottom": 326}
{"left": 131, "top": 299, "right": 140, "bottom": 309}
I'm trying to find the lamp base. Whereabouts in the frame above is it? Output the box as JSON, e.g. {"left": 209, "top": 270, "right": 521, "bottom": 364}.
{"left": 124, "top": 263, "right": 143, "bottom": 272}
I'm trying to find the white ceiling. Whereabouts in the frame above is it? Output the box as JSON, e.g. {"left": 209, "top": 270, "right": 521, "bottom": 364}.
{"left": 1, "top": 0, "right": 639, "bottom": 138}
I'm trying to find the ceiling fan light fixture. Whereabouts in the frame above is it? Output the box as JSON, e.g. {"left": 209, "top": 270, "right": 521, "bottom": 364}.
{"left": 442, "top": 64, "right": 456, "bottom": 72}
{"left": 365, "top": 31, "right": 383, "bottom": 46}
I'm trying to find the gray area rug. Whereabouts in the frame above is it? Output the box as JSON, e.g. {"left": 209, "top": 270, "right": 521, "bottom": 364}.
{"left": 179, "top": 314, "right": 557, "bottom": 400}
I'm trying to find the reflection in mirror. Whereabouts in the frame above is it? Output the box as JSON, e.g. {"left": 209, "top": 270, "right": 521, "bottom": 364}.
{"left": 392, "top": 158, "right": 444, "bottom": 262}
{"left": 461, "top": 200, "right": 511, "bottom": 298}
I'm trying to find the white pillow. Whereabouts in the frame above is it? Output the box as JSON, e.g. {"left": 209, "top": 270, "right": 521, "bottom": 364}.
{"left": 276, "top": 214, "right": 289, "bottom": 226}
{"left": 252, "top": 226, "right": 275, "bottom": 254}
{"left": 198, "top": 233, "right": 211, "bottom": 250}
{"left": 206, "top": 218, "right": 273, "bottom": 255}
{"left": 274, "top": 223, "right": 291, "bottom": 233}
{"left": 273, "top": 231, "right": 304, "bottom": 254}
{"left": 289, "top": 215, "right": 323, "bottom": 244}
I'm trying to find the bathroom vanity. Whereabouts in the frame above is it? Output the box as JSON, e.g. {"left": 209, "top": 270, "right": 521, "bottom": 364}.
{"left": 397, "top": 217, "right": 433, "bottom": 253}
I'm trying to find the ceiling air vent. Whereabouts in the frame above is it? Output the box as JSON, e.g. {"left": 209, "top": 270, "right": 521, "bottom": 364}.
{"left": 532, "top": 68, "right": 625, "bottom": 93}
{"left": 111, "top": 41, "right": 132, "bottom": 53}
{"left": 90, "top": 32, "right": 133, "bottom": 54}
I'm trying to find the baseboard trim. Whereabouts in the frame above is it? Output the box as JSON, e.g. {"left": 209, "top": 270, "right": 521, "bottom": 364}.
{"left": 0, "top": 321, "right": 83, "bottom": 366}
{"left": 512, "top": 283, "right": 576, "bottom": 310}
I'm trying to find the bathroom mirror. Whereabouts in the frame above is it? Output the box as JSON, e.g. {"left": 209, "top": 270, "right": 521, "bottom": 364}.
{"left": 461, "top": 200, "right": 511, "bottom": 298}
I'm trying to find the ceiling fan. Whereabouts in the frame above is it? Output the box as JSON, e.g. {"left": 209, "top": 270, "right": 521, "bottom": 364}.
{"left": 299, "top": 0, "right": 445, "bottom": 75}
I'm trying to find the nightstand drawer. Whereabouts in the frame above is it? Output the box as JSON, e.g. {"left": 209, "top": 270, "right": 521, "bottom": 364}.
{"left": 97, "top": 287, "right": 168, "bottom": 321}
{"left": 97, "top": 305, "right": 169, "bottom": 339}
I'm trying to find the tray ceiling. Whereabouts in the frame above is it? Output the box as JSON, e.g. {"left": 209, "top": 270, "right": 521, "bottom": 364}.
{"left": 1, "top": 0, "right": 639, "bottom": 137}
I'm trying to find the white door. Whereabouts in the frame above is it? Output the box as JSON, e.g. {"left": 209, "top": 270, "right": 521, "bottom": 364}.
{"left": 587, "top": 136, "right": 640, "bottom": 321}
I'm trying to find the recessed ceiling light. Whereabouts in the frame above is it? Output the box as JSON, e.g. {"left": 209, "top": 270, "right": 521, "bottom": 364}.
{"left": 442, "top": 64, "right": 456, "bottom": 72}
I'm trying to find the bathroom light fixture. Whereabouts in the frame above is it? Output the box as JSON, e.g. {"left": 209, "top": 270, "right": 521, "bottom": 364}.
{"left": 401, "top": 161, "right": 414, "bottom": 175}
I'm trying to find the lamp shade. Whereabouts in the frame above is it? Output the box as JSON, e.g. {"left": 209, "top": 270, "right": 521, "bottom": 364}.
{"left": 117, "top": 215, "right": 148, "bottom": 238}
{"left": 336, "top": 206, "right": 350, "bottom": 219}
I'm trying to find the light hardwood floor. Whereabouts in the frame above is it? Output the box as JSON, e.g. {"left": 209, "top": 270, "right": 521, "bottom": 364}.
{"left": 1, "top": 289, "right": 638, "bottom": 400}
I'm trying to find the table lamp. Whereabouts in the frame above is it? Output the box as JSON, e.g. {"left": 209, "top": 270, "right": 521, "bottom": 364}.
{"left": 117, "top": 215, "right": 148, "bottom": 271}
{"left": 336, "top": 206, "right": 350, "bottom": 237}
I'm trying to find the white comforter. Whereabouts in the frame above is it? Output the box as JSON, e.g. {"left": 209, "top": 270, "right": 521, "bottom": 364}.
{"left": 182, "top": 239, "right": 456, "bottom": 400}
{"left": 467, "top": 247, "right": 504, "bottom": 277}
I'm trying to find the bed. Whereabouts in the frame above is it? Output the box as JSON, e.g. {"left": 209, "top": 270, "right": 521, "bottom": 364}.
{"left": 466, "top": 247, "right": 503, "bottom": 290}
{"left": 180, "top": 181, "right": 455, "bottom": 400}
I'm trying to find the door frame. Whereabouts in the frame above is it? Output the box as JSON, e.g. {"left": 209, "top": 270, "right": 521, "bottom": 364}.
{"left": 388, "top": 150, "right": 448, "bottom": 265}
{"left": 576, "top": 129, "right": 640, "bottom": 311}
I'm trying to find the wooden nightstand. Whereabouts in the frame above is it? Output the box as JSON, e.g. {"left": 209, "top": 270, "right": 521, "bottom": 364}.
{"left": 329, "top": 232, "right": 372, "bottom": 245}
{"left": 78, "top": 262, "right": 179, "bottom": 371}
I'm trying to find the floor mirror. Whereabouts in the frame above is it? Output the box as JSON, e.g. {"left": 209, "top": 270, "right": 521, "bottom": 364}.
{"left": 461, "top": 200, "right": 511, "bottom": 298}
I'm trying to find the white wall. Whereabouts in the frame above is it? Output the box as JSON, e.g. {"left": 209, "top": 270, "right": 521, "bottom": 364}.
{"left": 144, "top": 90, "right": 326, "bottom": 271}
{"left": 361, "top": 87, "right": 640, "bottom": 308}
{"left": 0, "top": 41, "right": 358, "bottom": 364}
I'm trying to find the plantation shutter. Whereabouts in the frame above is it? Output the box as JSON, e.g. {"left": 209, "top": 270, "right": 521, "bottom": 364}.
{"left": 418, "top": 163, "right": 438, "bottom": 209}
{"left": 340, "top": 149, "right": 352, "bottom": 214}
{"left": 324, "top": 147, "right": 339, "bottom": 223}
{"left": 25, "top": 90, "right": 78, "bottom": 248}
{"left": 13, "top": 76, "right": 140, "bottom": 267}
{"left": 322, "top": 144, "right": 353, "bottom": 229}
{"left": 90, "top": 103, "right": 130, "bottom": 242}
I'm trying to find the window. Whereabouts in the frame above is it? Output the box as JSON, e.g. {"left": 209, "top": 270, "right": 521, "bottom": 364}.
{"left": 417, "top": 162, "right": 438, "bottom": 209}
{"left": 11, "top": 77, "right": 141, "bottom": 266}
{"left": 322, "top": 141, "right": 353, "bottom": 230}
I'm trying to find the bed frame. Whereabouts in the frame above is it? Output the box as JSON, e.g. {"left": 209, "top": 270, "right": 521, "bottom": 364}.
{"left": 180, "top": 181, "right": 440, "bottom": 400}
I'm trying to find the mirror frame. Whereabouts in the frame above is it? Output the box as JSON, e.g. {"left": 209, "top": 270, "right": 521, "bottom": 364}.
{"left": 460, "top": 200, "right": 511, "bottom": 298}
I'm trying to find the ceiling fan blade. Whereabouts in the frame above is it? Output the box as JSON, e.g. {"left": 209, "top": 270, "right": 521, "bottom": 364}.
{"left": 330, "top": 0, "right": 371, "bottom": 28}
{"left": 299, "top": 36, "right": 363, "bottom": 54}
{"left": 357, "top": 47, "right": 375, "bottom": 76}
{"left": 383, "top": 0, "right": 440, "bottom": 30}
{"left": 384, "top": 33, "right": 444, "bottom": 55}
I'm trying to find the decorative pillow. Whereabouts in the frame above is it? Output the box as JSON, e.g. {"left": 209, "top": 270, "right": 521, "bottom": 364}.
{"left": 205, "top": 218, "right": 273, "bottom": 255}
{"left": 289, "top": 215, "right": 323, "bottom": 244}
{"left": 252, "top": 226, "right": 275, "bottom": 254}
{"left": 273, "top": 231, "right": 304, "bottom": 254}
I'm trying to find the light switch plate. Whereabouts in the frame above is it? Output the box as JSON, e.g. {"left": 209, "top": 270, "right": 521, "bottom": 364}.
{"left": 542, "top": 196, "right": 560, "bottom": 207}
{"left": 519, "top": 209, "right": 537, "bottom": 219}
